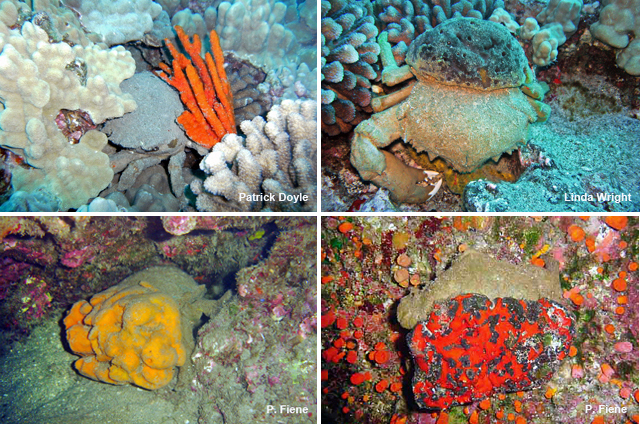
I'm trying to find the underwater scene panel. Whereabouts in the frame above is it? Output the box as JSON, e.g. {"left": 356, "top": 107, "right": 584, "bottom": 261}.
{"left": 0, "top": 0, "right": 316, "bottom": 212}
{"left": 0, "top": 216, "right": 316, "bottom": 423}
{"left": 321, "top": 0, "right": 639, "bottom": 212}
{"left": 321, "top": 216, "right": 638, "bottom": 423}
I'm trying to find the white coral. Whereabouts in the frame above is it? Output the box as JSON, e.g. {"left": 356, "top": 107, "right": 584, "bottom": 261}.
{"left": 591, "top": 0, "right": 640, "bottom": 74}
{"left": 193, "top": 99, "right": 316, "bottom": 212}
{"left": 78, "top": 0, "right": 163, "bottom": 45}
{"left": 0, "top": 10, "right": 136, "bottom": 210}
{"left": 519, "top": 0, "right": 583, "bottom": 66}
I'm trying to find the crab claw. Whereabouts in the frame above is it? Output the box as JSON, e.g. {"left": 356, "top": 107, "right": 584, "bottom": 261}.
{"left": 423, "top": 170, "right": 443, "bottom": 200}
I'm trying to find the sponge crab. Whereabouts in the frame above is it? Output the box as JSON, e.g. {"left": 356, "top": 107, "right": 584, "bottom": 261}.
{"left": 350, "top": 18, "right": 551, "bottom": 204}
{"left": 397, "top": 250, "right": 575, "bottom": 409}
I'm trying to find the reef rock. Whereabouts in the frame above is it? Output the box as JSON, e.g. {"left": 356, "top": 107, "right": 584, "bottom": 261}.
{"left": 409, "top": 294, "right": 575, "bottom": 409}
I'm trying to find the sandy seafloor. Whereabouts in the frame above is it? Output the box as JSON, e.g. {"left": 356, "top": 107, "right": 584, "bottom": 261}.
{"left": 1, "top": 319, "right": 199, "bottom": 423}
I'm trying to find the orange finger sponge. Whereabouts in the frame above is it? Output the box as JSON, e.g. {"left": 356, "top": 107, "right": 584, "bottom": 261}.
{"left": 64, "top": 281, "right": 186, "bottom": 390}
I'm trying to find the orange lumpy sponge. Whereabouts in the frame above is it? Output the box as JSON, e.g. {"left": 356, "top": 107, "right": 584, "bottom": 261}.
{"left": 64, "top": 281, "right": 186, "bottom": 390}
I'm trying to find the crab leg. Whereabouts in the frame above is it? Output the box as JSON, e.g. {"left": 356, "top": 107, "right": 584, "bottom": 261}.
{"left": 378, "top": 31, "right": 414, "bottom": 86}
{"left": 371, "top": 81, "right": 416, "bottom": 112}
{"left": 350, "top": 104, "right": 443, "bottom": 204}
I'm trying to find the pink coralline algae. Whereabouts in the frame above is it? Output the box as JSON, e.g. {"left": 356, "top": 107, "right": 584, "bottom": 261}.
{"left": 409, "top": 294, "right": 575, "bottom": 409}
{"left": 16, "top": 276, "right": 52, "bottom": 321}
{"left": 55, "top": 109, "right": 96, "bottom": 144}
{"left": 271, "top": 304, "right": 289, "bottom": 321}
{"left": 160, "top": 217, "right": 292, "bottom": 235}
{"left": 0, "top": 257, "right": 30, "bottom": 300}
{"left": 298, "top": 315, "right": 317, "bottom": 340}
{"left": 614, "top": 341, "right": 633, "bottom": 353}
{"left": 161, "top": 216, "right": 198, "bottom": 236}
{"left": 60, "top": 246, "right": 96, "bottom": 268}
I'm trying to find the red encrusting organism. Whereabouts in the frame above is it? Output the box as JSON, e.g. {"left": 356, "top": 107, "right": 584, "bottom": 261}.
{"left": 409, "top": 294, "right": 575, "bottom": 409}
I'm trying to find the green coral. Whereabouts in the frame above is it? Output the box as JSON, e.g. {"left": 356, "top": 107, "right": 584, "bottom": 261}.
{"left": 523, "top": 227, "right": 542, "bottom": 252}
{"left": 446, "top": 406, "right": 468, "bottom": 423}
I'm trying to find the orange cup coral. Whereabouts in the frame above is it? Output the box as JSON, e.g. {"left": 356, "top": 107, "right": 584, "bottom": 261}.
{"left": 64, "top": 281, "right": 186, "bottom": 390}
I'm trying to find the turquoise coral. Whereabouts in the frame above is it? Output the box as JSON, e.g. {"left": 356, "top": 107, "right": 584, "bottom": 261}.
{"left": 321, "top": 0, "right": 380, "bottom": 135}
{"left": 591, "top": 0, "right": 640, "bottom": 74}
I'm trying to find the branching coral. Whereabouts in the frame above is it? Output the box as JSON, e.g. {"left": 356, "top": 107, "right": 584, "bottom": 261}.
{"left": 205, "top": 0, "right": 315, "bottom": 69}
{"left": 191, "top": 99, "right": 316, "bottom": 211}
{"left": 488, "top": 7, "right": 520, "bottom": 33}
{"left": 264, "top": 62, "right": 318, "bottom": 102}
{"left": 166, "top": 0, "right": 317, "bottom": 70}
{"left": 518, "top": 0, "right": 583, "bottom": 66}
{"left": 373, "top": 0, "right": 432, "bottom": 66}
{"left": 156, "top": 25, "right": 236, "bottom": 149}
{"left": 321, "top": 0, "right": 380, "bottom": 135}
{"left": 226, "top": 59, "right": 317, "bottom": 123}
{"left": 373, "top": 0, "right": 505, "bottom": 67}
{"left": 532, "top": 22, "right": 567, "bottom": 66}
{"left": 0, "top": 5, "right": 136, "bottom": 210}
{"left": 429, "top": 0, "right": 505, "bottom": 25}
{"left": 537, "top": 0, "right": 582, "bottom": 33}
